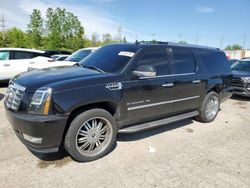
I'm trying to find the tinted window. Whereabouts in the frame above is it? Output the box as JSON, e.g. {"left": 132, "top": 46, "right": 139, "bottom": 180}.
{"left": 136, "top": 47, "right": 170, "bottom": 76}
{"left": 169, "top": 47, "right": 196, "bottom": 74}
{"left": 0, "top": 51, "right": 10, "bottom": 60}
{"left": 80, "top": 45, "right": 139, "bottom": 73}
{"left": 11, "top": 51, "right": 31, "bottom": 59}
{"left": 30, "top": 52, "right": 45, "bottom": 58}
{"left": 198, "top": 50, "right": 230, "bottom": 73}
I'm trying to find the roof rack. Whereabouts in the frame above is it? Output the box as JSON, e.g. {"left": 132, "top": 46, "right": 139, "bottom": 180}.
{"left": 135, "top": 40, "right": 169, "bottom": 45}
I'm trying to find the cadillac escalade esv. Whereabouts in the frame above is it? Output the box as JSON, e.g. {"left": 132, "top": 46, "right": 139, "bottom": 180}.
{"left": 5, "top": 42, "right": 232, "bottom": 162}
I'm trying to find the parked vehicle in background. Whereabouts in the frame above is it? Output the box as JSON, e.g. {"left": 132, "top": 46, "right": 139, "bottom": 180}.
{"left": 0, "top": 48, "right": 54, "bottom": 82}
{"left": 64, "top": 47, "right": 99, "bottom": 62}
{"left": 231, "top": 59, "right": 250, "bottom": 97}
{"left": 5, "top": 42, "right": 232, "bottom": 162}
{"left": 51, "top": 54, "right": 69, "bottom": 61}
{"left": 27, "top": 47, "right": 99, "bottom": 70}
{"left": 228, "top": 59, "right": 238, "bottom": 66}
{"left": 44, "top": 50, "right": 71, "bottom": 57}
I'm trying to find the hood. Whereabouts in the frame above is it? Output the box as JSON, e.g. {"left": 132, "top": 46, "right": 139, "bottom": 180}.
{"left": 232, "top": 70, "right": 250, "bottom": 78}
{"left": 13, "top": 66, "right": 101, "bottom": 91}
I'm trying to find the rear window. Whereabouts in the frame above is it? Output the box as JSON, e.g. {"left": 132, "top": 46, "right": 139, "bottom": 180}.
{"left": 168, "top": 47, "right": 196, "bottom": 74}
{"left": 198, "top": 50, "right": 230, "bottom": 73}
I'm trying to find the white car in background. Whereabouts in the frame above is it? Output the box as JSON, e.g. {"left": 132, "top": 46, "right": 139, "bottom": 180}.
{"left": 0, "top": 48, "right": 53, "bottom": 82}
{"left": 51, "top": 54, "right": 69, "bottom": 61}
{"left": 28, "top": 47, "right": 99, "bottom": 70}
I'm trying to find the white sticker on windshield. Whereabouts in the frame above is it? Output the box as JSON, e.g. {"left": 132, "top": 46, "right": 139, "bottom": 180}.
{"left": 118, "top": 51, "right": 135, "bottom": 57}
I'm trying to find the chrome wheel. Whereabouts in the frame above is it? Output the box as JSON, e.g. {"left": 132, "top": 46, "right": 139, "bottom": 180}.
{"left": 75, "top": 117, "right": 113, "bottom": 157}
{"left": 205, "top": 96, "right": 219, "bottom": 120}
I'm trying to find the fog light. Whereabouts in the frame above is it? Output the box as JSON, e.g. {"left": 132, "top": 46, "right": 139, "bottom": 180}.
{"left": 23, "top": 133, "right": 42, "bottom": 144}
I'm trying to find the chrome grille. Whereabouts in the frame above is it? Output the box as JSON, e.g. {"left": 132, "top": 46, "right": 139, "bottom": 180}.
{"left": 231, "top": 78, "right": 245, "bottom": 88}
{"left": 5, "top": 82, "right": 26, "bottom": 111}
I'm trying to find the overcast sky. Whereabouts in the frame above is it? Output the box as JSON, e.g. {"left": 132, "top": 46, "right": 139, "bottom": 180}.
{"left": 0, "top": 0, "right": 250, "bottom": 48}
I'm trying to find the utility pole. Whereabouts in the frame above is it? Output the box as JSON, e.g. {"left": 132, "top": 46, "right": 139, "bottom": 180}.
{"left": 195, "top": 33, "right": 199, "bottom": 45}
{"left": 1, "top": 14, "right": 6, "bottom": 46}
{"left": 178, "top": 33, "right": 183, "bottom": 42}
{"left": 117, "top": 26, "right": 122, "bottom": 42}
{"left": 243, "top": 34, "right": 247, "bottom": 49}
{"left": 220, "top": 35, "right": 224, "bottom": 49}
{"left": 151, "top": 33, "right": 156, "bottom": 41}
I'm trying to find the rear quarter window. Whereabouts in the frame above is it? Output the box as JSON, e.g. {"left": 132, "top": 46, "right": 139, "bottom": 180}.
{"left": 198, "top": 50, "right": 230, "bottom": 73}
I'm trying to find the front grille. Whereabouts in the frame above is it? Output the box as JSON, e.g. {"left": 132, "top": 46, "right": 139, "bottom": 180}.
{"left": 231, "top": 78, "right": 245, "bottom": 88}
{"left": 5, "top": 81, "right": 26, "bottom": 111}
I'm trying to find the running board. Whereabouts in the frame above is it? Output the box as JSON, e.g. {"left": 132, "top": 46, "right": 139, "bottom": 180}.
{"left": 118, "top": 111, "right": 199, "bottom": 134}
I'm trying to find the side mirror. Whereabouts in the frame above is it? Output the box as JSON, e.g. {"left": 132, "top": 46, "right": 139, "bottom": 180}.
{"left": 133, "top": 65, "right": 156, "bottom": 78}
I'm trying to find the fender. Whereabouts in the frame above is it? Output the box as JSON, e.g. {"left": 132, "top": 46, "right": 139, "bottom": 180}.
{"left": 52, "top": 83, "right": 122, "bottom": 115}
{"left": 206, "top": 78, "right": 223, "bottom": 93}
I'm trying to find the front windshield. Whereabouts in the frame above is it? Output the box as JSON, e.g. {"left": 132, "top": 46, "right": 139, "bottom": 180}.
{"left": 231, "top": 60, "right": 250, "bottom": 71}
{"left": 79, "top": 45, "right": 139, "bottom": 73}
{"left": 65, "top": 49, "right": 92, "bottom": 62}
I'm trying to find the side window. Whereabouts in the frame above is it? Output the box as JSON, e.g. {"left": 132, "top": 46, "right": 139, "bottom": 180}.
{"left": 11, "top": 51, "right": 31, "bottom": 60}
{"left": 0, "top": 51, "right": 10, "bottom": 61}
{"left": 168, "top": 47, "right": 196, "bottom": 74}
{"left": 136, "top": 47, "right": 170, "bottom": 76}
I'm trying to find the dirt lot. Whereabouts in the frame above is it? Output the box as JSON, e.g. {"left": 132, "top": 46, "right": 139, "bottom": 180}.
{"left": 0, "top": 86, "right": 250, "bottom": 188}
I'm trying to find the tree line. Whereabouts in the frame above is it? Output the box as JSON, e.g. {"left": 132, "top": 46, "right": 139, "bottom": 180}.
{"left": 0, "top": 7, "right": 127, "bottom": 52}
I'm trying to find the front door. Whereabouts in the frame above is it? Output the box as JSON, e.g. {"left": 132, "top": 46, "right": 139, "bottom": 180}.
{"left": 122, "top": 47, "right": 175, "bottom": 125}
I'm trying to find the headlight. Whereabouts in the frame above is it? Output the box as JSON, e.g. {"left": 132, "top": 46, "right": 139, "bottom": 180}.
{"left": 29, "top": 87, "right": 52, "bottom": 115}
{"left": 242, "top": 77, "right": 250, "bottom": 83}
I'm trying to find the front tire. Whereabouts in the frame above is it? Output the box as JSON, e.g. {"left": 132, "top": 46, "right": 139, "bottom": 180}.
{"left": 64, "top": 109, "right": 117, "bottom": 162}
{"left": 196, "top": 92, "right": 220, "bottom": 123}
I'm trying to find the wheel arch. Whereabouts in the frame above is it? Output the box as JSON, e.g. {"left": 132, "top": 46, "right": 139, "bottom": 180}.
{"left": 61, "top": 101, "right": 118, "bottom": 145}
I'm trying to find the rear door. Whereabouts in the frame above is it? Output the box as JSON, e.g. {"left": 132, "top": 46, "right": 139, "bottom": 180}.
{"left": 8, "top": 50, "right": 33, "bottom": 77}
{"left": 122, "top": 47, "right": 175, "bottom": 125}
{"left": 168, "top": 47, "right": 204, "bottom": 113}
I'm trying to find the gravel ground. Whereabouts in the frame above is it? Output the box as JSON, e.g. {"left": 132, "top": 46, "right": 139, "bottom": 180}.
{"left": 0, "top": 86, "right": 250, "bottom": 188}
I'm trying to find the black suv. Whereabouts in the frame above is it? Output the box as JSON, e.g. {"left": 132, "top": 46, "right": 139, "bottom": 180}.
{"left": 5, "top": 42, "right": 232, "bottom": 162}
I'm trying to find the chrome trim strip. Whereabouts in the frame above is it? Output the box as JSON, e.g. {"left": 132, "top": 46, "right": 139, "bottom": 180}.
{"left": 139, "top": 72, "right": 195, "bottom": 79}
{"left": 128, "top": 96, "right": 200, "bottom": 111}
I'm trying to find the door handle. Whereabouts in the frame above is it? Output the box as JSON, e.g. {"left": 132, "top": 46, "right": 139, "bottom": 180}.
{"left": 4, "top": 64, "right": 10, "bottom": 67}
{"left": 193, "top": 80, "right": 201, "bottom": 84}
{"left": 162, "top": 83, "right": 174, "bottom": 87}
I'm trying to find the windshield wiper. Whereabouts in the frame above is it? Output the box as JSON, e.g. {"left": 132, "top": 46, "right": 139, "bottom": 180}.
{"left": 77, "top": 63, "right": 105, "bottom": 74}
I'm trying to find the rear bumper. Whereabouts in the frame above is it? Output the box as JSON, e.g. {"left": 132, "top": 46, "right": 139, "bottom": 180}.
{"left": 5, "top": 110, "right": 68, "bottom": 153}
{"left": 220, "top": 88, "right": 233, "bottom": 103}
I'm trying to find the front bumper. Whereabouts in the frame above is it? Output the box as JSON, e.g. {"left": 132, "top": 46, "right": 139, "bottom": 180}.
{"left": 5, "top": 110, "right": 68, "bottom": 153}
{"left": 231, "top": 86, "right": 250, "bottom": 97}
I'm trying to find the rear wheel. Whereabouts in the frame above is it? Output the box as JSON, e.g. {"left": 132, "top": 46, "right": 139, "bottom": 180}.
{"left": 64, "top": 109, "right": 117, "bottom": 162}
{"left": 196, "top": 92, "right": 220, "bottom": 123}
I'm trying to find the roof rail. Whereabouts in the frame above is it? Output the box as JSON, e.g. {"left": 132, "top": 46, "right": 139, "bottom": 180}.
{"left": 135, "top": 41, "right": 169, "bottom": 45}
